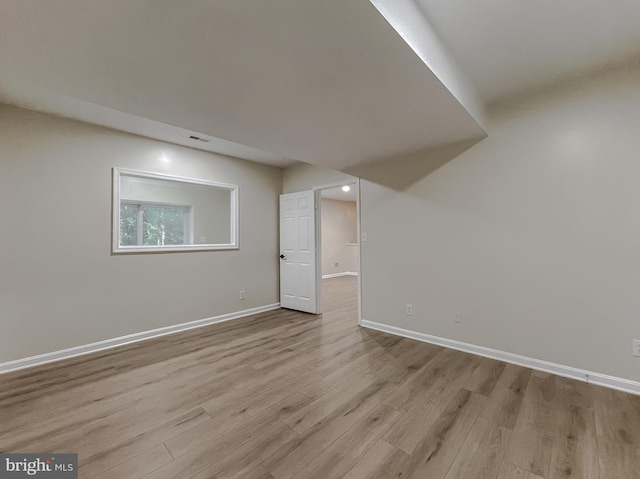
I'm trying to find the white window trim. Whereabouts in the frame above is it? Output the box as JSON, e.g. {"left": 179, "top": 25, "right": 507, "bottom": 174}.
{"left": 113, "top": 168, "right": 239, "bottom": 254}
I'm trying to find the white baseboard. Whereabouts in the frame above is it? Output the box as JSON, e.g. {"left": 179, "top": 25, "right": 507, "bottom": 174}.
{"left": 322, "top": 272, "right": 358, "bottom": 279}
{"left": 360, "top": 320, "right": 640, "bottom": 396}
{"left": 0, "top": 303, "right": 281, "bottom": 375}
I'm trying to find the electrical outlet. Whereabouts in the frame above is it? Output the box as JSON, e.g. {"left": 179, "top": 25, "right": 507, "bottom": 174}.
{"left": 454, "top": 311, "right": 462, "bottom": 324}
{"left": 406, "top": 304, "right": 413, "bottom": 316}
{"left": 334, "top": 262, "right": 339, "bottom": 268}
{"left": 240, "top": 290, "right": 246, "bottom": 300}
{"left": 633, "top": 339, "right": 640, "bottom": 357}
{"left": 362, "top": 232, "right": 367, "bottom": 242}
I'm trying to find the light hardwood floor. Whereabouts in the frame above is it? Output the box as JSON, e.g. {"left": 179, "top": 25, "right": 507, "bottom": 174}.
{"left": 1, "top": 276, "right": 639, "bottom": 478}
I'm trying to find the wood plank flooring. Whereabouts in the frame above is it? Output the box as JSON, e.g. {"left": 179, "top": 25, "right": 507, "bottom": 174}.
{"left": 1, "top": 276, "right": 639, "bottom": 478}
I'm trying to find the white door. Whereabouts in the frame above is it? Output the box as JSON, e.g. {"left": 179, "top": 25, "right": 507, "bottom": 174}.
{"left": 280, "top": 191, "right": 319, "bottom": 313}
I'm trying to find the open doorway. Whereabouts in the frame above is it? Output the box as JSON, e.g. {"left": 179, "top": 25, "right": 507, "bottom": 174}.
{"left": 315, "top": 180, "right": 360, "bottom": 322}
{"left": 278, "top": 179, "right": 361, "bottom": 321}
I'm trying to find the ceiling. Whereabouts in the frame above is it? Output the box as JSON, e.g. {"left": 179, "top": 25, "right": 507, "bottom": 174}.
{"left": 0, "top": 0, "right": 484, "bottom": 170}
{"left": 321, "top": 185, "right": 358, "bottom": 202}
{"left": 1, "top": 1, "right": 638, "bottom": 168}
{"left": 417, "top": 0, "right": 640, "bottom": 103}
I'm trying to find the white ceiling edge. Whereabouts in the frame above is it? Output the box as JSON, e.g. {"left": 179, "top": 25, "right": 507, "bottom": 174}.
{"left": 0, "top": 86, "right": 296, "bottom": 168}
{"left": 415, "top": 0, "right": 640, "bottom": 105}
{"left": 370, "top": 0, "right": 486, "bottom": 128}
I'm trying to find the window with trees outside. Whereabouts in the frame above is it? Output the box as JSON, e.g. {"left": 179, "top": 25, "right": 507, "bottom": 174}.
{"left": 120, "top": 202, "right": 192, "bottom": 246}
{"left": 112, "top": 168, "right": 238, "bottom": 253}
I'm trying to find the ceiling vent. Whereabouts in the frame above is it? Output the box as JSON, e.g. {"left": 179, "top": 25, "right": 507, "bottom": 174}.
{"left": 188, "top": 135, "right": 210, "bottom": 143}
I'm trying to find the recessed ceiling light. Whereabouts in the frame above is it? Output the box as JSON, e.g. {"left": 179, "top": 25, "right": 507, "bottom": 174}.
{"left": 342, "top": 185, "right": 350, "bottom": 192}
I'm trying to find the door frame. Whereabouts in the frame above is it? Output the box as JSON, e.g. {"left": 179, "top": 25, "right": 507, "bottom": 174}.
{"left": 313, "top": 178, "right": 362, "bottom": 324}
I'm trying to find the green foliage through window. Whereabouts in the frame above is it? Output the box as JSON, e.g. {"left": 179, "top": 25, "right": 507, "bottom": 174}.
{"left": 120, "top": 204, "right": 139, "bottom": 246}
{"left": 120, "top": 203, "right": 188, "bottom": 246}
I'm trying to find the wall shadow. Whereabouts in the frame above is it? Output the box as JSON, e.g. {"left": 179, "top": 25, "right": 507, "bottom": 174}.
{"left": 343, "top": 137, "right": 484, "bottom": 190}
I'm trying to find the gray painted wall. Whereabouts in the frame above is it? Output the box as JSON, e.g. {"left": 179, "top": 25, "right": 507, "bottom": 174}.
{"left": 0, "top": 104, "right": 282, "bottom": 363}
{"left": 284, "top": 65, "right": 640, "bottom": 383}
{"left": 283, "top": 163, "right": 355, "bottom": 193}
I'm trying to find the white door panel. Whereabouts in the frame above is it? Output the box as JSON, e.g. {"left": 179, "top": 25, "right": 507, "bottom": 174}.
{"left": 280, "top": 191, "right": 318, "bottom": 313}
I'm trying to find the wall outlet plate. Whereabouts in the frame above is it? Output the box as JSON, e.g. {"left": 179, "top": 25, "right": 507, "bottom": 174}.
{"left": 240, "top": 290, "right": 246, "bottom": 300}
{"left": 406, "top": 304, "right": 413, "bottom": 316}
{"left": 454, "top": 311, "right": 462, "bottom": 324}
{"left": 633, "top": 339, "right": 640, "bottom": 357}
